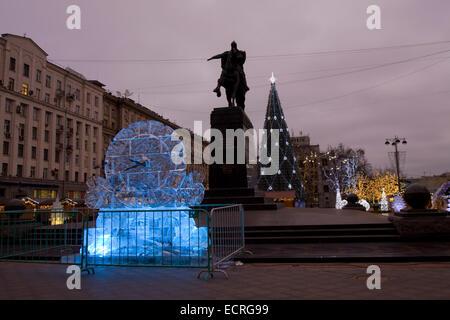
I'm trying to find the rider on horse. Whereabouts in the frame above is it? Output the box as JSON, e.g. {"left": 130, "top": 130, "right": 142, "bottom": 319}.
{"left": 207, "top": 41, "right": 250, "bottom": 100}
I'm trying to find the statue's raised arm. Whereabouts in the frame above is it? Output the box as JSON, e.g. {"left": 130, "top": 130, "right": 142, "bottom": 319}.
{"left": 207, "top": 53, "right": 224, "bottom": 61}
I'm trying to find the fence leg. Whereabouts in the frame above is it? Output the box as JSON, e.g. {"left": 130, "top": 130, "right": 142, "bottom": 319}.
{"left": 80, "top": 211, "right": 95, "bottom": 275}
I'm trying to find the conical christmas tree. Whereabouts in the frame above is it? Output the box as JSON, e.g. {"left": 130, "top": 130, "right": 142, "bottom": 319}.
{"left": 258, "top": 73, "right": 305, "bottom": 201}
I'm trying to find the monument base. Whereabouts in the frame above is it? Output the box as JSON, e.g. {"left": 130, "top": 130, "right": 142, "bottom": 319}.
{"left": 201, "top": 107, "right": 279, "bottom": 211}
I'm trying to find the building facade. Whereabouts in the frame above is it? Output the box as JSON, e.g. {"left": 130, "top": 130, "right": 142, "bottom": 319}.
{"left": 0, "top": 34, "right": 105, "bottom": 204}
{"left": 291, "top": 134, "right": 335, "bottom": 208}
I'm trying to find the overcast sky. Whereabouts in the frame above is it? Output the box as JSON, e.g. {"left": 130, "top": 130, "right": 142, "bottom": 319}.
{"left": 1, "top": 0, "right": 449, "bottom": 177}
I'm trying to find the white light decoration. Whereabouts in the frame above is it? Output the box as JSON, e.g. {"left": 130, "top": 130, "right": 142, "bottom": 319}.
{"left": 288, "top": 184, "right": 292, "bottom": 189}
{"left": 358, "top": 199, "right": 371, "bottom": 211}
{"left": 277, "top": 170, "right": 281, "bottom": 174}
{"left": 274, "top": 116, "right": 277, "bottom": 120}
{"left": 447, "top": 200, "right": 450, "bottom": 213}
{"left": 380, "top": 188, "right": 389, "bottom": 212}
{"left": 392, "top": 193, "right": 406, "bottom": 213}
{"left": 267, "top": 116, "right": 271, "bottom": 120}
{"left": 268, "top": 186, "right": 273, "bottom": 191}
{"left": 335, "top": 189, "right": 347, "bottom": 210}
{"left": 270, "top": 72, "right": 276, "bottom": 84}
{"left": 284, "top": 156, "right": 287, "bottom": 160}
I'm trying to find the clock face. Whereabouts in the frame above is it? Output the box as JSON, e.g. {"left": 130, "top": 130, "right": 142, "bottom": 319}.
{"left": 86, "top": 120, "right": 205, "bottom": 209}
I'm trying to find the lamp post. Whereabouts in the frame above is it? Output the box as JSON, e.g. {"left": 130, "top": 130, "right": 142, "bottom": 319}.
{"left": 385, "top": 136, "right": 407, "bottom": 192}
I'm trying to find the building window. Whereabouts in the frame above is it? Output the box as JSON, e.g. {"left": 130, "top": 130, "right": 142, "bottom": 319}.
{"left": 18, "top": 123, "right": 25, "bottom": 139}
{"left": 36, "top": 69, "right": 42, "bottom": 82}
{"left": 65, "top": 170, "right": 70, "bottom": 181}
{"left": 45, "top": 112, "right": 51, "bottom": 126}
{"left": 32, "top": 127, "right": 37, "bottom": 140}
{"left": 17, "top": 165, "right": 23, "bottom": 177}
{"left": 4, "top": 120, "right": 10, "bottom": 134}
{"left": 84, "top": 173, "right": 87, "bottom": 182}
{"left": 84, "top": 140, "right": 88, "bottom": 152}
{"left": 8, "top": 78, "right": 14, "bottom": 91}
{"left": 44, "top": 130, "right": 50, "bottom": 142}
{"left": 93, "top": 142, "right": 97, "bottom": 153}
{"left": 3, "top": 141, "right": 9, "bottom": 155}
{"left": 23, "top": 64, "right": 30, "bottom": 77}
{"left": 75, "top": 89, "right": 81, "bottom": 101}
{"left": 76, "top": 138, "right": 80, "bottom": 150}
{"left": 86, "top": 93, "right": 91, "bottom": 104}
{"left": 22, "top": 83, "right": 29, "bottom": 95}
{"left": 43, "top": 149, "right": 49, "bottom": 161}
{"left": 57, "top": 80, "right": 62, "bottom": 90}
{"left": 93, "top": 158, "right": 96, "bottom": 168}
{"left": 75, "top": 105, "right": 80, "bottom": 114}
{"left": 9, "top": 57, "right": 16, "bottom": 71}
{"left": 18, "top": 144, "right": 24, "bottom": 158}
{"left": 45, "top": 93, "right": 50, "bottom": 104}
{"left": 45, "top": 75, "right": 51, "bottom": 88}
{"left": 86, "top": 108, "right": 90, "bottom": 118}
{"left": 93, "top": 127, "right": 98, "bottom": 137}
{"left": 94, "top": 96, "right": 99, "bottom": 107}
{"left": 94, "top": 111, "right": 98, "bottom": 121}
{"left": 32, "top": 146, "right": 37, "bottom": 159}
{"left": 43, "top": 168, "right": 48, "bottom": 180}
{"left": 55, "top": 149, "right": 60, "bottom": 163}
{"left": 1, "top": 163, "right": 8, "bottom": 176}
{"left": 17, "top": 103, "right": 27, "bottom": 117}
{"left": 75, "top": 172, "right": 79, "bottom": 182}
{"left": 85, "top": 125, "right": 89, "bottom": 136}
{"left": 33, "top": 108, "right": 39, "bottom": 121}
{"left": 36, "top": 88, "right": 41, "bottom": 100}
{"left": 30, "top": 166, "right": 36, "bottom": 178}
{"left": 5, "top": 98, "right": 13, "bottom": 113}
{"left": 75, "top": 154, "right": 79, "bottom": 165}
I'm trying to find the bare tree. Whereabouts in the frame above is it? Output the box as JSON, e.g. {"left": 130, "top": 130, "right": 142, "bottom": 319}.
{"left": 323, "top": 144, "right": 372, "bottom": 193}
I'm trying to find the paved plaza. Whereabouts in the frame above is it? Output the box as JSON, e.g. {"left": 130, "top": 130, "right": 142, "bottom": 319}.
{"left": 1, "top": 261, "right": 450, "bottom": 300}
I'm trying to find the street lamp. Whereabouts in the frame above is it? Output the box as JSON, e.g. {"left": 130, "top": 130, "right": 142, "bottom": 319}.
{"left": 384, "top": 136, "right": 407, "bottom": 192}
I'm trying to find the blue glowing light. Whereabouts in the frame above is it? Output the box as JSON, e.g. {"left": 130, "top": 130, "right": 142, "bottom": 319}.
{"left": 83, "top": 121, "right": 208, "bottom": 261}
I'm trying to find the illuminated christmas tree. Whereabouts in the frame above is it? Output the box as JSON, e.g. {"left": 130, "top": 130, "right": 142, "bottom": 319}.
{"left": 380, "top": 188, "right": 389, "bottom": 212}
{"left": 258, "top": 73, "right": 305, "bottom": 201}
{"left": 392, "top": 193, "right": 406, "bottom": 212}
{"left": 335, "top": 188, "right": 347, "bottom": 210}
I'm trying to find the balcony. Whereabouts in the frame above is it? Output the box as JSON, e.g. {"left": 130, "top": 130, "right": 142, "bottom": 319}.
{"left": 66, "top": 94, "right": 75, "bottom": 102}
{"left": 55, "top": 89, "right": 65, "bottom": 97}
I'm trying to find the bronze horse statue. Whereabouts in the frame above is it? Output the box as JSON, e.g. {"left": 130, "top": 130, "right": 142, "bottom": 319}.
{"left": 208, "top": 41, "right": 249, "bottom": 109}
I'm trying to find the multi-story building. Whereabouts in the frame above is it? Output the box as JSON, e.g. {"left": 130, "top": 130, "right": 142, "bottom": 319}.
{"left": 102, "top": 93, "right": 209, "bottom": 187}
{"left": 0, "top": 33, "right": 105, "bottom": 204}
{"left": 291, "top": 134, "right": 335, "bottom": 208}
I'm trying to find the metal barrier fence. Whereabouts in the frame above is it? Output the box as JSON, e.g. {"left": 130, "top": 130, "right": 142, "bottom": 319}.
{"left": 1, "top": 205, "right": 246, "bottom": 279}
{"left": 198, "top": 204, "right": 246, "bottom": 279}
{"left": 0, "top": 209, "right": 86, "bottom": 264}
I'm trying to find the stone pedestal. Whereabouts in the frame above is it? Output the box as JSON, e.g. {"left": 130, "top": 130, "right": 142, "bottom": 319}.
{"left": 389, "top": 211, "right": 450, "bottom": 237}
{"left": 208, "top": 107, "right": 253, "bottom": 189}
{"left": 202, "top": 107, "right": 278, "bottom": 211}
